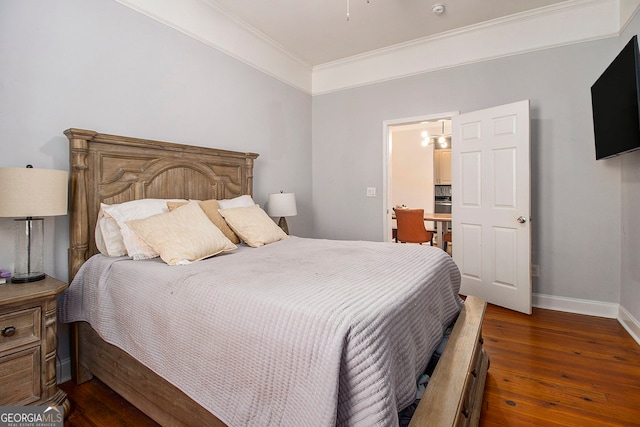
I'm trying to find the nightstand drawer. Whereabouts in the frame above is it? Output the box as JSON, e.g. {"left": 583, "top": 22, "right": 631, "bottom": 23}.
{"left": 0, "top": 307, "right": 41, "bottom": 354}
{"left": 0, "top": 346, "right": 41, "bottom": 406}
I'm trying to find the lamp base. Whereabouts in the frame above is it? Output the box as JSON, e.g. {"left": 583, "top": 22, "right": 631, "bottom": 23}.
{"left": 13, "top": 217, "right": 45, "bottom": 284}
{"left": 11, "top": 272, "right": 46, "bottom": 283}
{"left": 277, "top": 217, "right": 289, "bottom": 235}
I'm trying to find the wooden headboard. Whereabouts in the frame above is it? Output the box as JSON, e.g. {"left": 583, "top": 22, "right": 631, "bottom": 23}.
{"left": 64, "top": 128, "right": 259, "bottom": 282}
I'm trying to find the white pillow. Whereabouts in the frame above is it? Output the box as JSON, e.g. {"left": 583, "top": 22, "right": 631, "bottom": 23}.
{"left": 95, "top": 208, "right": 108, "bottom": 256}
{"left": 103, "top": 198, "right": 186, "bottom": 260}
{"left": 217, "top": 195, "right": 255, "bottom": 210}
{"left": 218, "top": 204, "right": 288, "bottom": 248}
{"left": 126, "top": 202, "right": 237, "bottom": 265}
{"left": 95, "top": 204, "right": 127, "bottom": 257}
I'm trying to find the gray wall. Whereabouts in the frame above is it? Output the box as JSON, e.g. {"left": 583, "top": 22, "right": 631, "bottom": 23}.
{"left": 1, "top": 0, "right": 312, "bottom": 362}
{"left": 621, "top": 16, "right": 640, "bottom": 325}
{"left": 621, "top": 147, "right": 640, "bottom": 324}
{"left": 312, "top": 37, "right": 625, "bottom": 304}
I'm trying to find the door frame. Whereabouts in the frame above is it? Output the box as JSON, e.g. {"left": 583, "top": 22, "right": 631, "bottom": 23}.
{"left": 382, "top": 111, "right": 459, "bottom": 242}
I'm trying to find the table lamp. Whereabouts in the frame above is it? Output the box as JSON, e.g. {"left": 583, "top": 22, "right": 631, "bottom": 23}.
{"left": 267, "top": 191, "right": 297, "bottom": 235}
{"left": 0, "top": 166, "right": 68, "bottom": 283}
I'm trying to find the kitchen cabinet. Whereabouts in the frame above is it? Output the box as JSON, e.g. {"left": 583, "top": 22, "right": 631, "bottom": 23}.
{"left": 434, "top": 149, "right": 451, "bottom": 185}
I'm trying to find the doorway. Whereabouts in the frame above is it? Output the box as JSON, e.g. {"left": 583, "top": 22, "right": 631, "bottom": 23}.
{"left": 384, "top": 101, "right": 532, "bottom": 314}
{"left": 383, "top": 111, "right": 457, "bottom": 244}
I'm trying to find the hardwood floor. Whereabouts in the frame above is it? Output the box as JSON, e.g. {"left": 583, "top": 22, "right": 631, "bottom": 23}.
{"left": 479, "top": 305, "right": 640, "bottom": 426}
{"left": 59, "top": 304, "right": 640, "bottom": 426}
{"left": 60, "top": 377, "right": 158, "bottom": 426}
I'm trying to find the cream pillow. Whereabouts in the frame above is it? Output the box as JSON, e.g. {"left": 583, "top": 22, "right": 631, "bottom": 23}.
{"left": 103, "top": 198, "right": 187, "bottom": 260}
{"left": 95, "top": 204, "right": 127, "bottom": 257}
{"left": 126, "top": 202, "right": 237, "bottom": 265}
{"left": 95, "top": 207, "right": 109, "bottom": 256}
{"left": 218, "top": 204, "right": 288, "bottom": 248}
{"left": 167, "top": 199, "right": 240, "bottom": 244}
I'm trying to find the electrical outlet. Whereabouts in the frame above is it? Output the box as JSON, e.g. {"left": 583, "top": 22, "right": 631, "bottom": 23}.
{"left": 366, "top": 187, "right": 376, "bottom": 197}
{"left": 531, "top": 264, "right": 540, "bottom": 277}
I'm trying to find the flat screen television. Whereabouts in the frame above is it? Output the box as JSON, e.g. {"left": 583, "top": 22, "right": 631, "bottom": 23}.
{"left": 591, "top": 35, "right": 640, "bottom": 160}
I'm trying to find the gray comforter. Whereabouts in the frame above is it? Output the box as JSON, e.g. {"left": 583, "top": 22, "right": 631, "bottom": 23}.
{"left": 58, "top": 236, "right": 462, "bottom": 427}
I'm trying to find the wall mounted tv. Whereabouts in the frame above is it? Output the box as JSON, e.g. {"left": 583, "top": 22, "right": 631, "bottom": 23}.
{"left": 591, "top": 35, "right": 640, "bottom": 160}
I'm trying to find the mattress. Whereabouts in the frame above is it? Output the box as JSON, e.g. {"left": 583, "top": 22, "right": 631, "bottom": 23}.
{"left": 58, "top": 236, "right": 463, "bottom": 427}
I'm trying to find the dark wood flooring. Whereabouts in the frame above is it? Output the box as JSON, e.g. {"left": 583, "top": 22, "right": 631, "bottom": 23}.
{"left": 60, "top": 304, "right": 640, "bottom": 426}
{"left": 479, "top": 304, "right": 640, "bottom": 426}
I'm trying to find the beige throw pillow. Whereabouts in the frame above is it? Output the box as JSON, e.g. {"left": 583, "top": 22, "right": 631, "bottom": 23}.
{"left": 167, "top": 199, "right": 240, "bottom": 244}
{"left": 127, "top": 202, "right": 237, "bottom": 265}
{"left": 218, "top": 204, "right": 288, "bottom": 248}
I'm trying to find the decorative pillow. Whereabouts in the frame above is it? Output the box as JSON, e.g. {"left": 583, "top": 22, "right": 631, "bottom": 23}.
{"left": 217, "top": 194, "right": 255, "bottom": 210}
{"left": 167, "top": 199, "right": 240, "bottom": 244}
{"left": 95, "top": 204, "right": 127, "bottom": 257}
{"left": 103, "top": 198, "right": 186, "bottom": 260}
{"left": 126, "top": 202, "right": 237, "bottom": 265}
{"left": 218, "top": 204, "right": 288, "bottom": 248}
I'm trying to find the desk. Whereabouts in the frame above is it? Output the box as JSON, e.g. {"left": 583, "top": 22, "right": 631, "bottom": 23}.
{"left": 392, "top": 213, "right": 451, "bottom": 250}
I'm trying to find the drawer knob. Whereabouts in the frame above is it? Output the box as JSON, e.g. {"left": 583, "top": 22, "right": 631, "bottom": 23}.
{"left": 2, "top": 326, "right": 16, "bottom": 337}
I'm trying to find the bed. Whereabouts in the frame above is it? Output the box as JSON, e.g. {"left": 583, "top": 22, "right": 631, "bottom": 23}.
{"left": 60, "top": 128, "right": 489, "bottom": 427}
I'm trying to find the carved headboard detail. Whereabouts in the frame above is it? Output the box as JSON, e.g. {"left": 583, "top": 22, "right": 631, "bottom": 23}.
{"left": 64, "top": 128, "right": 259, "bottom": 282}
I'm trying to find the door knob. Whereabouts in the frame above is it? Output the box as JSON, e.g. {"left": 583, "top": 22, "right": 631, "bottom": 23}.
{"left": 517, "top": 216, "right": 527, "bottom": 224}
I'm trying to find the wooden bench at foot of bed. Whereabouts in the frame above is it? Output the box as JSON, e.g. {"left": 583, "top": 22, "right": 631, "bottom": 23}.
{"left": 409, "top": 295, "right": 489, "bottom": 427}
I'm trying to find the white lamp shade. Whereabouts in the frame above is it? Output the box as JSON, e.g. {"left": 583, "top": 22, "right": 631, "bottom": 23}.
{"left": 267, "top": 192, "right": 297, "bottom": 217}
{"left": 0, "top": 167, "right": 68, "bottom": 217}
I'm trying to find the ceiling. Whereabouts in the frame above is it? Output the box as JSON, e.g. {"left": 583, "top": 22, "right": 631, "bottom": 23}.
{"left": 208, "top": 0, "right": 570, "bottom": 66}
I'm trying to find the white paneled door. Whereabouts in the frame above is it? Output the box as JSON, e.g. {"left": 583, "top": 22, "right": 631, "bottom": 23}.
{"left": 452, "top": 100, "right": 531, "bottom": 314}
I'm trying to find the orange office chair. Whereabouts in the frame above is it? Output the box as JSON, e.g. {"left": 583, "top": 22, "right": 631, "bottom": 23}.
{"left": 395, "top": 208, "right": 434, "bottom": 245}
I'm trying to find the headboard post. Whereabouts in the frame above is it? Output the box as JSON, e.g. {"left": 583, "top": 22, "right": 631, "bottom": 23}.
{"left": 65, "top": 129, "right": 96, "bottom": 283}
{"left": 246, "top": 157, "right": 255, "bottom": 197}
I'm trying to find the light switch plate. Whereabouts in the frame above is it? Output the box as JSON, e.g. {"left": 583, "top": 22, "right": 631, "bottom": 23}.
{"left": 366, "top": 187, "right": 376, "bottom": 197}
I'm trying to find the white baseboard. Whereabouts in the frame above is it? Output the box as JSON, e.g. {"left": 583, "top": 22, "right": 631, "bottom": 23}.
{"left": 532, "top": 293, "right": 619, "bottom": 318}
{"left": 533, "top": 293, "right": 640, "bottom": 347}
{"left": 57, "top": 357, "right": 72, "bottom": 384}
{"left": 618, "top": 305, "right": 640, "bottom": 346}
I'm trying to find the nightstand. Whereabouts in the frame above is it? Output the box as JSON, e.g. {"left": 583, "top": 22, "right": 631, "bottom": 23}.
{"left": 0, "top": 275, "right": 69, "bottom": 412}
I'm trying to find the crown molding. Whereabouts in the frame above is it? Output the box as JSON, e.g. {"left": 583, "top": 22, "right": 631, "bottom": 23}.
{"left": 620, "top": 0, "right": 640, "bottom": 32}
{"left": 113, "top": 0, "right": 634, "bottom": 96}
